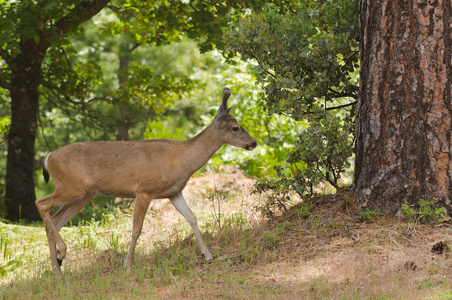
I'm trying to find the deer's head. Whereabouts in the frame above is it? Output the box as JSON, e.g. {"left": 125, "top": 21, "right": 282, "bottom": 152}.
{"left": 214, "top": 88, "right": 257, "bottom": 150}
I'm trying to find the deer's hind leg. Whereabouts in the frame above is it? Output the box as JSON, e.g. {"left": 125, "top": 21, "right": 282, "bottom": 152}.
{"left": 36, "top": 189, "right": 94, "bottom": 275}
{"left": 51, "top": 190, "right": 96, "bottom": 231}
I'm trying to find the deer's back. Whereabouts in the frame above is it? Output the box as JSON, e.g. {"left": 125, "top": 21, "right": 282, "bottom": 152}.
{"left": 46, "top": 140, "right": 189, "bottom": 198}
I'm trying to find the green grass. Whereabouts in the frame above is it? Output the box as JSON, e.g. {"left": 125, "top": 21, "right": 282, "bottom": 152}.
{"left": 0, "top": 208, "right": 131, "bottom": 280}
{"left": 1, "top": 179, "right": 452, "bottom": 299}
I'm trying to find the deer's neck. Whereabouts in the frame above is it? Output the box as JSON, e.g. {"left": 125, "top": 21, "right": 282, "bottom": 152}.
{"left": 181, "top": 122, "right": 223, "bottom": 174}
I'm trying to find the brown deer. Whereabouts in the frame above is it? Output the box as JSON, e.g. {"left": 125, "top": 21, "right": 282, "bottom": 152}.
{"left": 35, "top": 88, "right": 257, "bottom": 276}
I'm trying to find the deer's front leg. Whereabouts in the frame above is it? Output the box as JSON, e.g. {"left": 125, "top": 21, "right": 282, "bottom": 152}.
{"left": 169, "top": 192, "right": 213, "bottom": 261}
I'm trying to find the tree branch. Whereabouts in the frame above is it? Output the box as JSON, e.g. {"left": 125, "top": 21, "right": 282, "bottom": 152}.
{"left": 53, "top": 0, "right": 111, "bottom": 37}
{"left": 130, "top": 43, "right": 141, "bottom": 52}
{"left": 343, "top": 50, "right": 359, "bottom": 63}
{"left": 325, "top": 101, "right": 357, "bottom": 111}
{"left": 246, "top": 51, "right": 276, "bottom": 79}
{"left": 84, "top": 96, "right": 116, "bottom": 103}
{"left": 328, "top": 88, "right": 358, "bottom": 100}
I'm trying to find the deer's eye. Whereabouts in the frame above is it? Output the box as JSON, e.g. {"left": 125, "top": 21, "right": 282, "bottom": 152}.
{"left": 232, "top": 126, "right": 240, "bottom": 132}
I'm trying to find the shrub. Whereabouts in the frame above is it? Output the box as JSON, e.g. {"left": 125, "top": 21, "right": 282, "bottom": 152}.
{"left": 253, "top": 113, "right": 353, "bottom": 217}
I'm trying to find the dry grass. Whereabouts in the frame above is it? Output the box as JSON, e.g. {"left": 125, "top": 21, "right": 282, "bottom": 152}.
{"left": 1, "top": 167, "right": 452, "bottom": 299}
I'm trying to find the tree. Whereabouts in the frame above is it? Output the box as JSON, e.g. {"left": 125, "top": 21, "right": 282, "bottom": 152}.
{"left": 61, "top": 26, "right": 193, "bottom": 142}
{"left": 353, "top": 1, "right": 452, "bottom": 213}
{"left": 0, "top": 0, "right": 111, "bottom": 221}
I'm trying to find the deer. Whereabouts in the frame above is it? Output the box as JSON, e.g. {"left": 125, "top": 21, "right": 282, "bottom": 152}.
{"left": 35, "top": 87, "right": 257, "bottom": 276}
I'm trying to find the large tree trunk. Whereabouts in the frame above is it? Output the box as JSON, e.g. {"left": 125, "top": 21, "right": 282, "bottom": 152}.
{"left": 353, "top": 1, "right": 452, "bottom": 213}
{"left": 5, "top": 42, "right": 45, "bottom": 221}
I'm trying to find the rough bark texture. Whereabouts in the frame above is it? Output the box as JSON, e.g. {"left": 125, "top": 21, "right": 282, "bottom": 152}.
{"left": 353, "top": 0, "right": 452, "bottom": 213}
{"left": 5, "top": 42, "right": 44, "bottom": 221}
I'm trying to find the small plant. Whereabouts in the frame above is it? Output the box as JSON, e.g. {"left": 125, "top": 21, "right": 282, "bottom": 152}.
{"left": 401, "top": 204, "right": 417, "bottom": 224}
{"left": 295, "top": 202, "right": 316, "bottom": 219}
{"left": 418, "top": 278, "right": 433, "bottom": 290}
{"left": 309, "top": 208, "right": 322, "bottom": 233}
{"left": 401, "top": 199, "right": 448, "bottom": 224}
{"left": 323, "top": 222, "right": 338, "bottom": 235}
{"left": 358, "top": 208, "right": 385, "bottom": 222}
{"left": 262, "top": 221, "right": 292, "bottom": 248}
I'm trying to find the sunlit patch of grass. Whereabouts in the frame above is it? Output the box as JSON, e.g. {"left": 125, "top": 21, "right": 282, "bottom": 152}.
{"left": 0, "top": 208, "right": 132, "bottom": 281}
{"left": 0, "top": 221, "right": 49, "bottom": 278}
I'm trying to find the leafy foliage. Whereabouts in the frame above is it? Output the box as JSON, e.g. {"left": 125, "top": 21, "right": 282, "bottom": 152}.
{"left": 286, "top": 113, "right": 353, "bottom": 191}
{"left": 144, "top": 116, "right": 188, "bottom": 141}
{"left": 109, "top": 0, "right": 294, "bottom": 53}
{"left": 224, "top": 0, "right": 359, "bottom": 119}
{"left": 225, "top": 0, "right": 359, "bottom": 213}
{"left": 37, "top": 11, "right": 197, "bottom": 145}
{"left": 253, "top": 112, "right": 353, "bottom": 217}
{"left": 252, "top": 177, "right": 291, "bottom": 218}
{"left": 0, "top": 0, "right": 96, "bottom": 56}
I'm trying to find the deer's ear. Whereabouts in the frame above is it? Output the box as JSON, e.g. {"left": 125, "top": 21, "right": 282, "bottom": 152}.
{"left": 215, "top": 107, "right": 233, "bottom": 128}
{"left": 216, "top": 87, "right": 232, "bottom": 116}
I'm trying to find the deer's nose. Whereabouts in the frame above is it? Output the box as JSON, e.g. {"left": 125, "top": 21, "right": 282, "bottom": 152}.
{"left": 246, "top": 140, "right": 257, "bottom": 150}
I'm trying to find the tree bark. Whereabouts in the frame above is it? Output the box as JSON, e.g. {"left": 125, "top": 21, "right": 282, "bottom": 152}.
{"left": 353, "top": 0, "right": 452, "bottom": 213}
{"left": 117, "top": 116, "right": 130, "bottom": 141}
{"left": 5, "top": 42, "right": 46, "bottom": 221}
